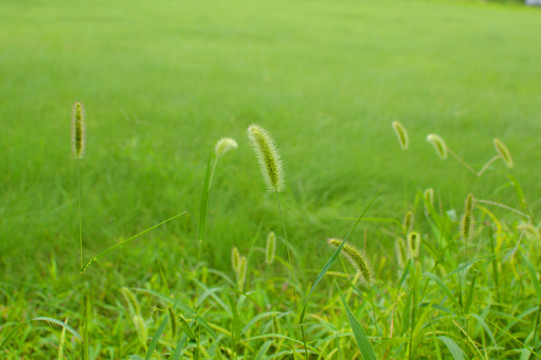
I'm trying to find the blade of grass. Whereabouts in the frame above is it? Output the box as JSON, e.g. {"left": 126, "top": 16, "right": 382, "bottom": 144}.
{"left": 438, "top": 336, "right": 465, "bottom": 360}
{"left": 81, "top": 211, "right": 187, "bottom": 272}
{"left": 145, "top": 315, "right": 169, "bottom": 360}
{"left": 336, "top": 283, "right": 377, "bottom": 360}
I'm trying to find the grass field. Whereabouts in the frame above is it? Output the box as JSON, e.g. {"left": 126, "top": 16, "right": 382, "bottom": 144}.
{"left": 1, "top": 0, "right": 541, "bottom": 358}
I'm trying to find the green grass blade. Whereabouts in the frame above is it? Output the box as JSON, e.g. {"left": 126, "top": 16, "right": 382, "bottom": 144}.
{"left": 336, "top": 284, "right": 377, "bottom": 360}
{"left": 81, "top": 211, "right": 187, "bottom": 272}
{"left": 299, "top": 185, "right": 384, "bottom": 325}
{"left": 437, "top": 336, "right": 465, "bottom": 360}
{"left": 145, "top": 315, "right": 169, "bottom": 360}
{"left": 32, "top": 317, "right": 82, "bottom": 341}
{"left": 429, "top": 314, "right": 442, "bottom": 360}
{"left": 171, "top": 334, "right": 188, "bottom": 360}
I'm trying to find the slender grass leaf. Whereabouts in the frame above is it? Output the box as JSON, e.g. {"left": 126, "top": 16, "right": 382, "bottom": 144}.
{"left": 171, "top": 334, "right": 188, "bottom": 360}
{"left": 438, "top": 336, "right": 465, "bottom": 360}
{"left": 336, "top": 284, "right": 377, "bottom": 360}
{"left": 32, "top": 317, "right": 82, "bottom": 341}
{"left": 429, "top": 314, "right": 442, "bottom": 360}
{"left": 145, "top": 315, "right": 168, "bottom": 360}
{"left": 198, "top": 152, "right": 212, "bottom": 243}
{"left": 255, "top": 340, "right": 273, "bottom": 360}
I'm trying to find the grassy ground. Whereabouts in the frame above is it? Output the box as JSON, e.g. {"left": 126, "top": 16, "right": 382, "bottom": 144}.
{"left": 1, "top": 0, "right": 540, "bottom": 358}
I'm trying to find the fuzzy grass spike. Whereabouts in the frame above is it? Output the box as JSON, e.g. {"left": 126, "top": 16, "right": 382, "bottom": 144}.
{"left": 265, "top": 231, "right": 276, "bottom": 265}
{"left": 461, "top": 193, "right": 475, "bottom": 242}
{"left": 406, "top": 231, "right": 421, "bottom": 259}
{"left": 247, "top": 124, "right": 285, "bottom": 192}
{"left": 71, "top": 102, "right": 86, "bottom": 159}
{"left": 327, "top": 238, "right": 375, "bottom": 286}
{"left": 215, "top": 137, "right": 238, "bottom": 158}
{"left": 493, "top": 138, "right": 513, "bottom": 168}
{"left": 426, "top": 134, "right": 447, "bottom": 160}
{"left": 392, "top": 121, "right": 409, "bottom": 150}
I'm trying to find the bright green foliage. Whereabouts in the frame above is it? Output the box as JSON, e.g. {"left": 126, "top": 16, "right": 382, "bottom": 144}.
{"left": 1, "top": 0, "right": 541, "bottom": 358}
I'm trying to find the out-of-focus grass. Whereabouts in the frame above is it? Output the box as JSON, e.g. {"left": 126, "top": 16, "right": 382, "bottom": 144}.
{"left": 0, "top": 0, "right": 540, "bottom": 273}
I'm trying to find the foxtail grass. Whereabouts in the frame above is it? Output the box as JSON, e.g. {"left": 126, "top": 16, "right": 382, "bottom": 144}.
{"left": 327, "top": 238, "right": 375, "bottom": 286}
{"left": 265, "top": 231, "right": 276, "bottom": 265}
{"left": 71, "top": 101, "right": 89, "bottom": 360}
{"left": 493, "top": 138, "right": 513, "bottom": 168}
{"left": 392, "top": 121, "right": 409, "bottom": 150}
{"left": 461, "top": 193, "right": 474, "bottom": 246}
{"left": 403, "top": 211, "right": 414, "bottom": 234}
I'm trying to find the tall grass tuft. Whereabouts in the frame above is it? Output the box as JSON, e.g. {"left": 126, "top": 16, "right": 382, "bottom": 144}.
{"left": 246, "top": 124, "right": 285, "bottom": 192}
{"left": 392, "top": 121, "right": 409, "bottom": 150}
{"left": 493, "top": 138, "right": 513, "bottom": 168}
{"left": 327, "top": 238, "right": 375, "bottom": 286}
{"left": 426, "top": 134, "right": 447, "bottom": 160}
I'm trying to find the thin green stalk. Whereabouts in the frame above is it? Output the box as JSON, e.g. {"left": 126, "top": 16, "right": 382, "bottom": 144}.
{"left": 477, "top": 155, "right": 500, "bottom": 177}
{"left": 77, "top": 160, "right": 83, "bottom": 269}
{"left": 408, "top": 260, "right": 417, "bottom": 360}
{"left": 447, "top": 148, "right": 477, "bottom": 175}
{"left": 368, "top": 287, "right": 380, "bottom": 338}
{"left": 275, "top": 190, "right": 305, "bottom": 357}
{"left": 76, "top": 159, "right": 89, "bottom": 360}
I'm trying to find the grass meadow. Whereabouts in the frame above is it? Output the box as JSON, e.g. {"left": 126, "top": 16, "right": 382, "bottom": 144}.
{"left": 1, "top": 0, "right": 541, "bottom": 358}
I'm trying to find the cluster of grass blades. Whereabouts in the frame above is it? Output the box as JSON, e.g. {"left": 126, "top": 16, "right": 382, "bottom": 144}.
{"left": 1, "top": 105, "right": 540, "bottom": 359}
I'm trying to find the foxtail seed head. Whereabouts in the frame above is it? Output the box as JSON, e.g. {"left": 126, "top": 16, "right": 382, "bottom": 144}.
{"left": 237, "top": 256, "right": 247, "bottom": 291}
{"left": 403, "top": 211, "right": 414, "bottom": 234}
{"left": 265, "top": 231, "right": 276, "bottom": 265}
{"left": 406, "top": 231, "right": 421, "bottom": 259}
{"left": 247, "top": 124, "right": 285, "bottom": 192}
{"left": 392, "top": 121, "right": 409, "bottom": 150}
{"left": 423, "top": 188, "right": 435, "bottom": 212}
{"left": 231, "top": 247, "right": 241, "bottom": 274}
{"left": 215, "top": 137, "right": 238, "bottom": 158}
{"left": 426, "top": 134, "right": 447, "bottom": 160}
{"left": 493, "top": 138, "right": 513, "bottom": 168}
{"left": 396, "top": 237, "right": 407, "bottom": 268}
{"left": 327, "top": 238, "right": 375, "bottom": 286}
{"left": 461, "top": 193, "right": 475, "bottom": 242}
{"left": 71, "top": 102, "right": 86, "bottom": 159}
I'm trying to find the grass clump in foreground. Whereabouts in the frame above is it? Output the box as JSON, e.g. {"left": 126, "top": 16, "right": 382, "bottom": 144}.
{"left": 1, "top": 104, "right": 540, "bottom": 359}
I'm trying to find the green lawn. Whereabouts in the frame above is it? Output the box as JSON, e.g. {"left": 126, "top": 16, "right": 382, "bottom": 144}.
{"left": 1, "top": 0, "right": 540, "bottom": 357}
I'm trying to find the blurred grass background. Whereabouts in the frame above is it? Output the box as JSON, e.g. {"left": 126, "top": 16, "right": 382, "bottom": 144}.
{"left": 1, "top": 0, "right": 540, "bottom": 277}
